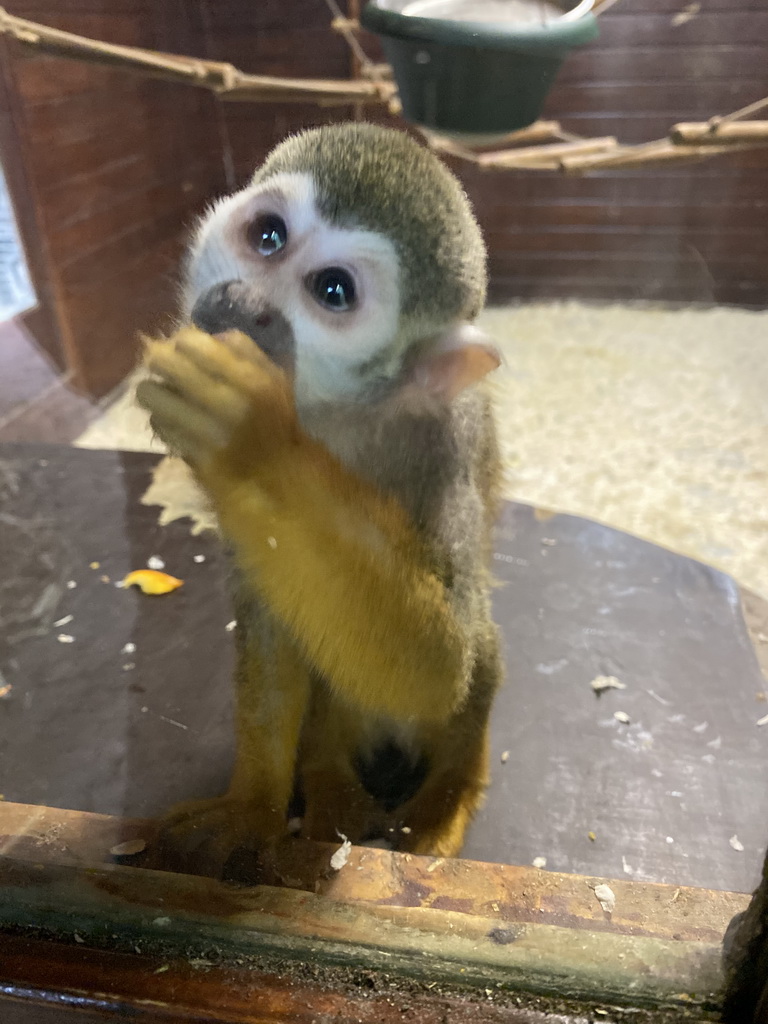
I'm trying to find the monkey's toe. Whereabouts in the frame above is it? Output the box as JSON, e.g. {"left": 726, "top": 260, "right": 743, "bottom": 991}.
{"left": 151, "top": 796, "right": 280, "bottom": 881}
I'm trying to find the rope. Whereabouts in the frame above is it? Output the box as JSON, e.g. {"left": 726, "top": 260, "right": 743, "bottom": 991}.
{"left": 713, "top": 96, "right": 768, "bottom": 127}
{"left": 321, "top": 0, "right": 397, "bottom": 106}
{"left": 321, "top": 0, "right": 377, "bottom": 77}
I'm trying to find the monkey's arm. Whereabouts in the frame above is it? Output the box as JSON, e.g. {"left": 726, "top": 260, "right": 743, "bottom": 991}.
{"left": 138, "top": 328, "right": 470, "bottom": 724}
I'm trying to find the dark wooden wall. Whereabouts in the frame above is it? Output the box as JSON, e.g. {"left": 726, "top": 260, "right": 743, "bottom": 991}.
{"left": 201, "top": 0, "right": 768, "bottom": 308}
{"left": 479, "top": 0, "right": 768, "bottom": 305}
{"left": 198, "top": 0, "right": 355, "bottom": 184}
{"left": 2, "top": 0, "right": 767, "bottom": 403}
{"left": 2, "top": 0, "right": 227, "bottom": 397}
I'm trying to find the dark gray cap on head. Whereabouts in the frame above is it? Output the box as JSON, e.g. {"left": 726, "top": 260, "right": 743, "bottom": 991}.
{"left": 252, "top": 122, "right": 487, "bottom": 325}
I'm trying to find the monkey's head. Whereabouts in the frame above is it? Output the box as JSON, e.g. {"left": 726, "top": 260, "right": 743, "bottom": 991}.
{"left": 183, "top": 122, "right": 498, "bottom": 406}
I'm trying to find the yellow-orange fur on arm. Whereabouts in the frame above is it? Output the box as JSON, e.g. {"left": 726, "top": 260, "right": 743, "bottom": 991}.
{"left": 139, "top": 328, "right": 470, "bottom": 724}
{"left": 210, "top": 442, "right": 469, "bottom": 723}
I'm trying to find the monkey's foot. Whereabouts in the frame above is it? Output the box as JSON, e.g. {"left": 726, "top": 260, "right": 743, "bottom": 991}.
{"left": 301, "top": 768, "right": 376, "bottom": 846}
{"left": 152, "top": 795, "right": 281, "bottom": 881}
{"left": 396, "top": 784, "right": 487, "bottom": 858}
{"left": 397, "top": 825, "right": 466, "bottom": 859}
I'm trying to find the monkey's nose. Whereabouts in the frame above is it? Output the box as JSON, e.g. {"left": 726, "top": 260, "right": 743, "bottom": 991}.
{"left": 190, "top": 280, "right": 242, "bottom": 334}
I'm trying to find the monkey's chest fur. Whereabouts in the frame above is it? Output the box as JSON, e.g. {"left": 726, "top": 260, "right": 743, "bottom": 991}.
{"left": 235, "top": 385, "right": 500, "bottom": 824}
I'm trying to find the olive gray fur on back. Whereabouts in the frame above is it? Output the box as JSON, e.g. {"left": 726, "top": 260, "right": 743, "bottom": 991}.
{"left": 252, "top": 123, "right": 487, "bottom": 325}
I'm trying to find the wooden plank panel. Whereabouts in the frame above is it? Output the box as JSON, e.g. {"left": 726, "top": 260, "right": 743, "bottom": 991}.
{"left": 55, "top": 176, "right": 210, "bottom": 281}
{"left": 488, "top": 276, "right": 768, "bottom": 306}
{"left": 485, "top": 230, "right": 768, "bottom": 259}
{"left": 61, "top": 236, "right": 184, "bottom": 393}
{"left": 204, "top": 0, "right": 349, "bottom": 33}
{"left": 480, "top": 204, "right": 766, "bottom": 231}
{"left": 41, "top": 150, "right": 216, "bottom": 234}
{"left": 23, "top": 77, "right": 215, "bottom": 141}
{"left": 50, "top": 172, "right": 213, "bottom": 268}
{"left": 594, "top": 12, "right": 768, "bottom": 47}
{"left": 595, "top": 0, "right": 765, "bottom": 12}
{"left": 5, "top": 11, "right": 148, "bottom": 41}
{"left": 223, "top": 106, "right": 355, "bottom": 182}
{"left": 208, "top": 29, "right": 350, "bottom": 77}
{"left": 560, "top": 45, "right": 768, "bottom": 83}
{"left": 10, "top": 0, "right": 155, "bottom": 12}
{"left": 488, "top": 251, "right": 765, "bottom": 276}
{"left": 545, "top": 79, "right": 767, "bottom": 117}
{"left": 13, "top": 52, "right": 148, "bottom": 104}
{"left": 460, "top": 168, "right": 768, "bottom": 207}
{"left": 28, "top": 99, "right": 217, "bottom": 196}
{"left": 2, "top": 2, "right": 227, "bottom": 396}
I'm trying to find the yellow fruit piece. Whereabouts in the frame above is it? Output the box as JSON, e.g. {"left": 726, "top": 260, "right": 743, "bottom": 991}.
{"left": 122, "top": 569, "right": 184, "bottom": 595}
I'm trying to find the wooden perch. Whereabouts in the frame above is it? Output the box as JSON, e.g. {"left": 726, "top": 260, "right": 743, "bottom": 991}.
{"left": 562, "top": 138, "right": 768, "bottom": 172}
{"left": 476, "top": 121, "right": 564, "bottom": 148}
{"left": 479, "top": 136, "right": 617, "bottom": 169}
{"left": 420, "top": 133, "right": 480, "bottom": 163}
{"left": 420, "top": 121, "right": 566, "bottom": 163}
{"left": 671, "top": 120, "right": 768, "bottom": 144}
{"left": 0, "top": 6, "right": 391, "bottom": 105}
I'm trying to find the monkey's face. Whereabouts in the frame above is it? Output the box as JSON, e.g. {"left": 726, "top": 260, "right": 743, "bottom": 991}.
{"left": 183, "top": 172, "right": 402, "bottom": 406}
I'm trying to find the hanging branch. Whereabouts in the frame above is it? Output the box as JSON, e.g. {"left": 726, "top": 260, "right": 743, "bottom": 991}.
{"left": 0, "top": 6, "right": 392, "bottom": 106}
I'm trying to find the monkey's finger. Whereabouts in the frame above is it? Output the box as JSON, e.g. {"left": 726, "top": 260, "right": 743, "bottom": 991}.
{"left": 144, "top": 342, "right": 249, "bottom": 425}
{"left": 215, "top": 329, "right": 281, "bottom": 376}
{"left": 136, "top": 380, "right": 228, "bottom": 455}
{"left": 175, "top": 328, "right": 284, "bottom": 392}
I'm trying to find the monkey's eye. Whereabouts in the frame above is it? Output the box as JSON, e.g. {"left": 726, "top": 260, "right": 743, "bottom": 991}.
{"left": 311, "top": 267, "right": 356, "bottom": 312}
{"left": 247, "top": 213, "right": 287, "bottom": 257}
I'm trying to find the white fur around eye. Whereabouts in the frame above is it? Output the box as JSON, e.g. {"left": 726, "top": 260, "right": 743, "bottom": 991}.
{"left": 183, "top": 172, "right": 402, "bottom": 405}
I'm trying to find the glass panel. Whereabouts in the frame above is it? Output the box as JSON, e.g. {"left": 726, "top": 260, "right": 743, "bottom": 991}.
{"left": 0, "top": 0, "right": 765, "bottom": 1016}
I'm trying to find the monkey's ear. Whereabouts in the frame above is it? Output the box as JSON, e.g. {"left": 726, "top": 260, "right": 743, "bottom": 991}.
{"left": 410, "top": 325, "right": 501, "bottom": 401}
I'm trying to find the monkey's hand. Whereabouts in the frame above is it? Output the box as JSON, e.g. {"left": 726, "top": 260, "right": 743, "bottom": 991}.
{"left": 137, "top": 326, "right": 297, "bottom": 482}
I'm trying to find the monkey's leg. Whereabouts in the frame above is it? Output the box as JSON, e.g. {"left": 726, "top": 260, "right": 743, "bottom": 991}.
{"left": 156, "top": 616, "right": 310, "bottom": 878}
{"left": 396, "top": 723, "right": 490, "bottom": 858}
{"left": 397, "top": 633, "right": 500, "bottom": 858}
{"left": 299, "top": 691, "right": 379, "bottom": 845}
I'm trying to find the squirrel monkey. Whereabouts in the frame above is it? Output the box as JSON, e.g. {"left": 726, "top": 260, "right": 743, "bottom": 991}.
{"left": 137, "top": 123, "right": 502, "bottom": 872}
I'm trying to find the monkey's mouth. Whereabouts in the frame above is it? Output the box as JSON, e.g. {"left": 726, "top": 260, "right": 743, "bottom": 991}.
{"left": 191, "top": 280, "right": 295, "bottom": 373}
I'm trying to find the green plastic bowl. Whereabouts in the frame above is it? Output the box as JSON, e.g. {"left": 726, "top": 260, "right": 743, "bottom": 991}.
{"left": 361, "top": 0, "right": 598, "bottom": 138}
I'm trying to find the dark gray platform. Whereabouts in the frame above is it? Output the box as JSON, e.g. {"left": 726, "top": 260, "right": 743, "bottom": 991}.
{"left": 0, "top": 443, "right": 766, "bottom": 893}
